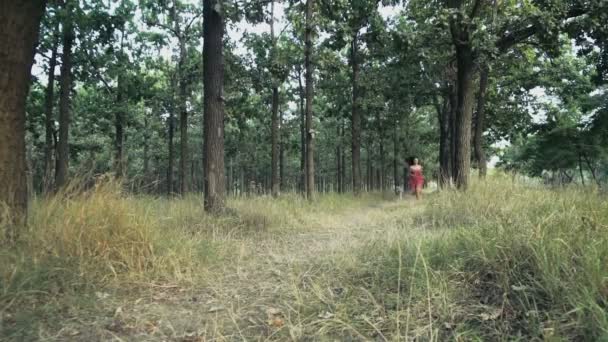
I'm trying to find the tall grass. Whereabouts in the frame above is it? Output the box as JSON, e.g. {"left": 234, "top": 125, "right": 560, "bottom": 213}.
{"left": 293, "top": 175, "right": 608, "bottom": 340}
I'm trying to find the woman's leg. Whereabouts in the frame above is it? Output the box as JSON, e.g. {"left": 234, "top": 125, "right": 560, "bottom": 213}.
{"left": 415, "top": 185, "right": 422, "bottom": 200}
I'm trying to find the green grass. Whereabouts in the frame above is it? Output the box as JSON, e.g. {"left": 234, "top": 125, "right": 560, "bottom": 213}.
{"left": 1, "top": 176, "right": 607, "bottom": 340}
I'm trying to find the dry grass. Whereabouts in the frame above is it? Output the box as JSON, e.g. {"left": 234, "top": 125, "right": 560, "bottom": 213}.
{"left": 1, "top": 176, "right": 607, "bottom": 341}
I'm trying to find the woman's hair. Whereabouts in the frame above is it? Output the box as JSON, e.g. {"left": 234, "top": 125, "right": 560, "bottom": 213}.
{"left": 409, "top": 156, "right": 418, "bottom": 165}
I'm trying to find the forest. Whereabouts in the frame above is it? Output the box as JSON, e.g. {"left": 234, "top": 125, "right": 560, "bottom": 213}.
{"left": 1, "top": 0, "right": 608, "bottom": 340}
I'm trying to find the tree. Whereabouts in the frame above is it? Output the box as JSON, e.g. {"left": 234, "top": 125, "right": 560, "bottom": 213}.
{"left": 305, "top": 0, "right": 315, "bottom": 200}
{"left": 56, "top": 0, "right": 75, "bottom": 190}
{"left": 203, "top": 0, "right": 226, "bottom": 212}
{"left": 0, "top": 0, "right": 47, "bottom": 235}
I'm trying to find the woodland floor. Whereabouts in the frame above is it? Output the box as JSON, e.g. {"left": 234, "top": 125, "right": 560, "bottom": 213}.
{"left": 25, "top": 196, "right": 426, "bottom": 341}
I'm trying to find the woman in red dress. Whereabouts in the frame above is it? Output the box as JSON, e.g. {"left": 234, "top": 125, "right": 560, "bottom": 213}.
{"left": 409, "top": 157, "right": 424, "bottom": 200}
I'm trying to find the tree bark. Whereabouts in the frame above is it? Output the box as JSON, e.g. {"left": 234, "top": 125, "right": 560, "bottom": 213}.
{"left": 341, "top": 121, "right": 346, "bottom": 192}
{"left": 271, "top": 86, "right": 279, "bottom": 197}
{"left": 351, "top": 32, "right": 362, "bottom": 195}
{"left": 473, "top": 66, "right": 488, "bottom": 178}
{"left": 393, "top": 118, "right": 399, "bottom": 190}
{"left": 167, "top": 87, "right": 175, "bottom": 195}
{"left": 203, "top": 0, "right": 226, "bottom": 212}
{"left": 280, "top": 109, "right": 285, "bottom": 189}
{"left": 270, "top": 0, "right": 280, "bottom": 197}
{"left": 438, "top": 91, "right": 451, "bottom": 188}
{"left": 114, "top": 85, "right": 125, "bottom": 177}
{"left": 0, "top": 0, "right": 46, "bottom": 233}
{"left": 578, "top": 153, "right": 585, "bottom": 186}
{"left": 304, "top": 0, "right": 315, "bottom": 200}
{"left": 143, "top": 116, "right": 150, "bottom": 182}
{"left": 336, "top": 121, "right": 342, "bottom": 193}
{"left": 297, "top": 65, "right": 306, "bottom": 194}
{"left": 379, "top": 138, "right": 385, "bottom": 191}
{"left": 43, "top": 23, "right": 59, "bottom": 194}
{"left": 453, "top": 50, "right": 475, "bottom": 189}
{"left": 56, "top": 0, "right": 74, "bottom": 191}
{"left": 114, "top": 30, "right": 127, "bottom": 178}
{"left": 449, "top": 81, "right": 458, "bottom": 182}
{"left": 178, "top": 39, "right": 189, "bottom": 195}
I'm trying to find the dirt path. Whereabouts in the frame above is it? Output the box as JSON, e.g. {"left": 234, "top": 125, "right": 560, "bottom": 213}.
{"left": 78, "top": 198, "right": 423, "bottom": 341}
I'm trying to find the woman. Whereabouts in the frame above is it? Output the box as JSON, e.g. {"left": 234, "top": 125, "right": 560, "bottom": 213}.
{"left": 409, "top": 157, "right": 424, "bottom": 200}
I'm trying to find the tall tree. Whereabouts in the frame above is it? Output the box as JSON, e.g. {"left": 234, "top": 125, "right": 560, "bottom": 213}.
{"left": 55, "top": 0, "right": 74, "bottom": 190}
{"left": 43, "top": 15, "right": 59, "bottom": 193}
{"left": 270, "top": 0, "right": 280, "bottom": 197}
{"left": 0, "top": 0, "right": 47, "bottom": 234}
{"left": 304, "top": 0, "right": 315, "bottom": 200}
{"left": 203, "top": 0, "right": 226, "bottom": 212}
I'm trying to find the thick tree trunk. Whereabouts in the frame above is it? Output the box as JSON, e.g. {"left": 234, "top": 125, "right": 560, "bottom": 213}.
{"left": 43, "top": 27, "right": 58, "bottom": 194}
{"left": 473, "top": 66, "right": 488, "bottom": 178}
{"left": 438, "top": 91, "right": 451, "bottom": 188}
{"left": 203, "top": 0, "right": 226, "bottom": 212}
{"left": 351, "top": 33, "right": 362, "bottom": 195}
{"left": 0, "top": 0, "right": 46, "bottom": 233}
{"left": 304, "top": 0, "right": 315, "bottom": 200}
{"left": 452, "top": 42, "right": 475, "bottom": 189}
{"left": 56, "top": 0, "right": 74, "bottom": 190}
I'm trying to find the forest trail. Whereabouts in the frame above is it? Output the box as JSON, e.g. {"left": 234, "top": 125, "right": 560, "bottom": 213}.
{"left": 89, "top": 197, "right": 424, "bottom": 341}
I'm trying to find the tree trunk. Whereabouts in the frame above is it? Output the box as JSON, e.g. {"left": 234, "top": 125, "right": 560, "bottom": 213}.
{"left": 449, "top": 81, "right": 458, "bottom": 182}
{"left": 0, "top": 0, "right": 46, "bottom": 233}
{"left": 203, "top": 0, "right": 226, "bottom": 212}
{"left": 393, "top": 118, "right": 399, "bottom": 190}
{"left": 336, "top": 122, "right": 342, "bottom": 193}
{"left": 167, "top": 100, "right": 175, "bottom": 195}
{"left": 578, "top": 153, "right": 585, "bottom": 186}
{"left": 379, "top": 138, "right": 385, "bottom": 191}
{"left": 351, "top": 32, "right": 362, "bottom": 195}
{"left": 178, "top": 40, "right": 189, "bottom": 195}
{"left": 280, "top": 109, "right": 285, "bottom": 189}
{"left": 297, "top": 66, "right": 306, "bottom": 194}
{"left": 304, "top": 0, "right": 315, "bottom": 200}
{"left": 270, "top": 0, "right": 280, "bottom": 197}
{"left": 438, "top": 91, "right": 451, "bottom": 188}
{"left": 271, "top": 85, "right": 279, "bottom": 197}
{"left": 452, "top": 44, "right": 475, "bottom": 189}
{"left": 56, "top": 0, "right": 74, "bottom": 191}
{"left": 473, "top": 66, "right": 488, "bottom": 178}
{"left": 43, "top": 25, "right": 59, "bottom": 194}
{"left": 114, "top": 87, "right": 125, "bottom": 177}
{"left": 341, "top": 122, "right": 346, "bottom": 192}
{"left": 114, "top": 30, "right": 127, "bottom": 178}
{"left": 143, "top": 117, "right": 150, "bottom": 182}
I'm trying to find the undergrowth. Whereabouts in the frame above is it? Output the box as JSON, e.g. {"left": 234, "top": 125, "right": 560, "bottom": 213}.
{"left": 2, "top": 176, "right": 607, "bottom": 341}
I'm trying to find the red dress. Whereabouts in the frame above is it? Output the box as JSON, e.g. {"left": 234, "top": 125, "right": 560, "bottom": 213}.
{"left": 409, "top": 167, "right": 424, "bottom": 190}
